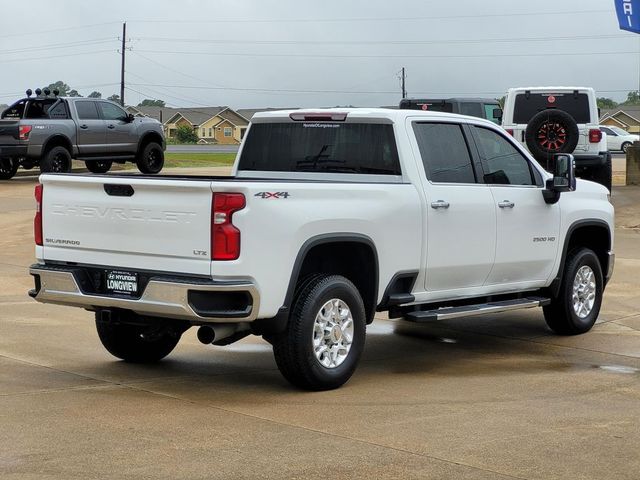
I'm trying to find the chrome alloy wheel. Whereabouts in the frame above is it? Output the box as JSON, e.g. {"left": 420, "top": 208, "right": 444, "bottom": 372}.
{"left": 572, "top": 265, "right": 596, "bottom": 318}
{"left": 312, "top": 299, "right": 354, "bottom": 369}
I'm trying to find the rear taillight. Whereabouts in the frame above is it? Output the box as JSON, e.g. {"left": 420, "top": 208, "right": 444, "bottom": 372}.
{"left": 589, "top": 129, "right": 602, "bottom": 143}
{"left": 211, "top": 193, "right": 245, "bottom": 260}
{"left": 34, "top": 184, "right": 43, "bottom": 246}
{"left": 19, "top": 125, "right": 32, "bottom": 140}
{"left": 505, "top": 129, "right": 514, "bottom": 137}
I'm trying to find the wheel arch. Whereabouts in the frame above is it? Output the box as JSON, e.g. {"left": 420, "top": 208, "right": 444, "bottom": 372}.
{"left": 42, "top": 135, "right": 73, "bottom": 156}
{"left": 136, "top": 131, "right": 164, "bottom": 156}
{"left": 253, "top": 233, "right": 379, "bottom": 336}
{"left": 549, "top": 219, "right": 612, "bottom": 297}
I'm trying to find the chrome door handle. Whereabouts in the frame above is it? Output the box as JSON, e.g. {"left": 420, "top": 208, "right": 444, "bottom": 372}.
{"left": 498, "top": 200, "right": 515, "bottom": 209}
{"left": 430, "top": 200, "right": 450, "bottom": 209}
{"left": 108, "top": 124, "right": 115, "bottom": 129}
{"left": 79, "top": 124, "right": 88, "bottom": 129}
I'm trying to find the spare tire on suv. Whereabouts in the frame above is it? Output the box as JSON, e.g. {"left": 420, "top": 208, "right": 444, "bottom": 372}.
{"left": 525, "top": 110, "right": 579, "bottom": 165}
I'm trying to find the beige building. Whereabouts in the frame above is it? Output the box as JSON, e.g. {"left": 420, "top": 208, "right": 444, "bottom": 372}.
{"left": 600, "top": 107, "right": 640, "bottom": 134}
{"left": 128, "top": 106, "right": 249, "bottom": 144}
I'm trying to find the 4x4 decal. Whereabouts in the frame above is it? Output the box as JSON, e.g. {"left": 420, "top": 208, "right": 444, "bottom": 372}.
{"left": 254, "top": 192, "right": 290, "bottom": 199}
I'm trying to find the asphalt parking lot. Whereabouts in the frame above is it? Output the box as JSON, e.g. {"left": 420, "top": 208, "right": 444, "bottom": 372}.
{"left": 1, "top": 172, "right": 639, "bottom": 479}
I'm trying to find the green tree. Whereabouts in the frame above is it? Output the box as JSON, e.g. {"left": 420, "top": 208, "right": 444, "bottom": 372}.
{"left": 88, "top": 91, "right": 102, "bottom": 98}
{"left": 597, "top": 97, "right": 618, "bottom": 109}
{"left": 44, "top": 81, "right": 72, "bottom": 96}
{"left": 623, "top": 91, "right": 640, "bottom": 105}
{"left": 67, "top": 89, "right": 82, "bottom": 97}
{"left": 137, "top": 99, "right": 166, "bottom": 107}
{"left": 107, "top": 94, "right": 121, "bottom": 103}
{"left": 175, "top": 124, "right": 198, "bottom": 144}
{"left": 497, "top": 95, "right": 506, "bottom": 108}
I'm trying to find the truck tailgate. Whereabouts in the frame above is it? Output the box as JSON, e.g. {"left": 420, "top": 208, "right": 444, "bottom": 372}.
{"left": 40, "top": 175, "right": 213, "bottom": 276}
{"left": 0, "top": 120, "right": 19, "bottom": 143}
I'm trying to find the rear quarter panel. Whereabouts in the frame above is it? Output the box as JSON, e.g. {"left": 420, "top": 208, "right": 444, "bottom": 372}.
{"left": 211, "top": 181, "right": 423, "bottom": 318}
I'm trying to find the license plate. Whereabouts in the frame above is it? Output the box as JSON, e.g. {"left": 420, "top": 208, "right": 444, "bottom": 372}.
{"left": 105, "top": 270, "right": 138, "bottom": 295}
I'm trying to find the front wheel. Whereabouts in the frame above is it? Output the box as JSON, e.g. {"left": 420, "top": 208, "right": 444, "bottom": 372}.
{"left": 95, "top": 313, "right": 183, "bottom": 363}
{"left": 136, "top": 142, "right": 164, "bottom": 174}
{"left": 0, "top": 158, "right": 19, "bottom": 180}
{"left": 543, "top": 248, "right": 603, "bottom": 335}
{"left": 272, "top": 274, "right": 366, "bottom": 390}
{"left": 86, "top": 160, "right": 112, "bottom": 174}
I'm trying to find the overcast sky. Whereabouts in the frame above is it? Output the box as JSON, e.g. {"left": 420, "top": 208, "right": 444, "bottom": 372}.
{"left": 0, "top": 0, "right": 636, "bottom": 109}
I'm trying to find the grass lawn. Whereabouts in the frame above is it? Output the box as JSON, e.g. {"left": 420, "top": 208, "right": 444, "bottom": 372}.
{"left": 120, "top": 152, "right": 236, "bottom": 170}
{"left": 163, "top": 152, "right": 236, "bottom": 168}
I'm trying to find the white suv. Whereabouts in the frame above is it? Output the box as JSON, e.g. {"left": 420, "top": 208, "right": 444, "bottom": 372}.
{"left": 600, "top": 125, "right": 639, "bottom": 153}
{"left": 502, "top": 87, "right": 612, "bottom": 191}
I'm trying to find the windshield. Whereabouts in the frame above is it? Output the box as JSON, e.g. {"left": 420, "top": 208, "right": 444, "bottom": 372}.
{"left": 238, "top": 122, "right": 401, "bottom": 175}
{"left": 610, "top": 126, "right": 630, "bottom": 136}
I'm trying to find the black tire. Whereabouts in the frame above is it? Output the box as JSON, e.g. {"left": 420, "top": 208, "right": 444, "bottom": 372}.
{"left": 136, "top": 142, "right": 164, "bottom": 174}
{"left": 543, "top": 248, "right": 603, "bottom": 335}
{"left": 86, "top": 160, "right": 112, "bottom": 174}
{"left": 273, "top": 274, "right": 366, "bottom": 390}
{"left": 525, "top": 109, "right": 579, "bottom": 168}
{"left": 95, "top": 313, "right": 182, "bottom": 363}
{"left": 621, "top": 142, "right": 632, "bottom": 154}
{"left": 40, "top": 146, "right": 72, "bottom": 173}
{"left": 587, "top": 153, "right": 612, "bottom": 192}
{"left": 0, "top": 158, "right": 19, "bottom": 180}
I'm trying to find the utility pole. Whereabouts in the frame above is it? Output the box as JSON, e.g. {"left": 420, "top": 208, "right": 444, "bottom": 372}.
{"left": 401, "top": 67, "right": 406, "bottom": 99}
{"left": 120, "top": 22, "right": 126, "bottom": 107}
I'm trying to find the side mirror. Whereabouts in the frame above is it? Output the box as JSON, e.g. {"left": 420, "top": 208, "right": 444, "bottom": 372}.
{"left": 552, "top": 153, "right": 576, "bottom": 192}
{"left": 543, "top": 154, "right": 575, "bottom": 204}
{"left": 127, "top": 113, "right": 135, "bottom": 123}
{"left": 493, "top": 108, "right": 503, "bottom": 120}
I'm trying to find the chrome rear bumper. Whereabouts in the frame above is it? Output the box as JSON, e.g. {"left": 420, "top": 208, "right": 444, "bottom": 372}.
{"left": 29, "top": 265, "right": 259, "bottom": 323}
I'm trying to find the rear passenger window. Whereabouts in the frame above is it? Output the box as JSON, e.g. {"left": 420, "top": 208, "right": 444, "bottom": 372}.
{"left": 473, "top": 127, "right": 535, "bottom": 186}
{"left": 412, "top": 123, "right": 476, "bottom": 183}
{"left": 75, "top": 101, "right": 100, "bottom": 120}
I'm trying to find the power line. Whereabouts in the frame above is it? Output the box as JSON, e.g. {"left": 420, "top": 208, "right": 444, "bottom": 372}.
{"left": 0, "top": 49, "right": 116, "bottom": 64}
{"left": 128, "top": 9, "right": 611, "bottom": 24}
{"left": 0, "top": 22, "right": 120, "bottom": 39}
{"left": 128, "top": 82, "right": 398, "bottom": 95}
{"left": 136, "top": 33, "right": 629, "bottom": 47}
{"left": 0, "top": 38, "right": 117, "bottom": 56}
{"left": 134, "top": 49, "right": 640, "bottom": 60}
{"left": 130, "top": 50, "right": 229, "bottom": 88}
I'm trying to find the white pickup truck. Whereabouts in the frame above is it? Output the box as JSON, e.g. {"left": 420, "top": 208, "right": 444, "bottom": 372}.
{"left": 29, "top": 108, "right": 615, "bottom": 390}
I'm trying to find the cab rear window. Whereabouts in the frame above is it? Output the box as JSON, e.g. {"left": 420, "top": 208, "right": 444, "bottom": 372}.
{"left": 238, "top": 122, "right": 401, "bottom": 175}
{"left": 513, "top": 93, "right": 590, "bottom": 124}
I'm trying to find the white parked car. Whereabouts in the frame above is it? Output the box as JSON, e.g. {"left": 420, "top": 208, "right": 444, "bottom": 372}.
{"left": 599, "top": 125, "right": 639, "bottom": 153}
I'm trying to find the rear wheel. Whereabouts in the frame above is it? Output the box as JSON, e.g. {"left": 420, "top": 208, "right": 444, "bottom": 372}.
{"left": 587, "top": 154, "right": 612, "bottom": 191}
{"left": 621, "top": 141, "right": 632, "bottom": 154}
{"left": 0, "top": 158, "right": 19, "bottom": 180}
{"left": 136, "top": 142, "right": 164, "bottom": 174}
{"left": 95, "top": 312, "right": 184, "bottom": 363}
{"left": 86, "top": 160, "right": 112, "bottom": 174}
{"left": 272, "top": 275, "right": 366, "bottom": 390}
{"left": 40, "top": 146, "right": 72, "bottom": 173}
{"left": 543, "top": 248, "right": 603, "bottom": 335}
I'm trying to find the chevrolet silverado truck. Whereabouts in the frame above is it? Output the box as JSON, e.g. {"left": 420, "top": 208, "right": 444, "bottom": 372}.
{"left": 0, "top": 90, "right": 165, "bottom": 179}
{"left": 501, "top": 86, "right": 612, "bottom": 191}
{"left": 28, "top": 108, "right": 615, "bottom": 390}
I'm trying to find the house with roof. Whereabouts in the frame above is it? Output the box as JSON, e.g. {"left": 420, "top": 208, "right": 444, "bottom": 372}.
{"left": 600, "top": 106, "right": 640, "bottom": 134}
{"left": 127, "top": 105, "right": 250, "bottom": 144}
